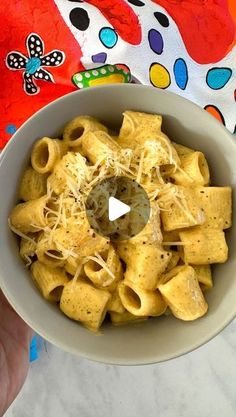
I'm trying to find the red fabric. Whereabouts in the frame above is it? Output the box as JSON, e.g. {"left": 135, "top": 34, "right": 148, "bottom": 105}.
{"left": 152, "top": 0, "right": 236, "bottom": 64}
{"left": 0, "top": 1, "right": 83, "bottom": 148}
{"left": 86, "top": 0, "right": 142, "bottom": 45}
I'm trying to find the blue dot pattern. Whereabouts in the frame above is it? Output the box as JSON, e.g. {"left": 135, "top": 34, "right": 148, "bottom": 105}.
{"left": 206, "top": 68, "right": 232, "bottom": 90}
{"left": 99, "top": 27, "right": 118, "bottom": 48}
{"left": 173, "top": 58, "right": 188, "bottom": 90}
{"left": 6, "top": 124, "right": 17, "bottom": 134}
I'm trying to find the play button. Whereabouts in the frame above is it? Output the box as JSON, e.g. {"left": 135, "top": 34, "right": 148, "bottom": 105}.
{"left": 85, "top": 176, "right": 150, "bottom": 241}
{"left": 108, "top": 197, "right": 131, "bottom": 221}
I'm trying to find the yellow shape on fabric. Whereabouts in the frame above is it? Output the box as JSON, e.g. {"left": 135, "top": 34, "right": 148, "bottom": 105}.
{"left": 89, "top": 74, "right": 125, "bottom": 86}
{"left": 150, "top": 63, "right": 171, "bottom": 89}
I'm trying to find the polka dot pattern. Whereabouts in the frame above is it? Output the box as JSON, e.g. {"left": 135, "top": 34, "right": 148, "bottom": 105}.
{"left": 72, "top": 64, "right": 131, "bottom": 89}
{"left": 92, "top": 52, "right": 107, "bottom": 63}
{"left": 173, "top": 58, "right": 188, "bottom": 90}
{"left": 149, "top": 63, "right": 171, "bottom": 89}
{"left": 6, "top": 124, "right": 17, "bottom": 135}
{"left": 26, "top": 34, "right": 44, "bottom": 58}
{"left": 23, "top": 72, "right": 39, "bottom": 95}
{"left": 153, "top": 11, "right": 169, "bottom": 27}
{"left": 69, "top": 7, "right": 90, "bottom": 31}
{"left": 41, "top": 51, "right": 65, "bottom": 67}
{"left": 127, "top": 0, "right": 145, "bottom": 6}
{"left": 6, "top": 52, "right": 27, "bottom": 70}
{"left": 204, "top": 105, "right": 225, "bottom": 125}
{"left": 148, "top": 29, "right": 164, "bottom": 55}
{"left": 99, "top": 27, "right": 118, "bottom": 48}
{"left": 206, "top": 67, "right": 232, "bottom": 90}
{"left": 34, "top": 68, "right": 54, "bottom": 82}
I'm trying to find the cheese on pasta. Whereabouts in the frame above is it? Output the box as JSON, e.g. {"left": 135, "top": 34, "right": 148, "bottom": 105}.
{"left": 8, "top": 110, "right": 232, "bottom": 332}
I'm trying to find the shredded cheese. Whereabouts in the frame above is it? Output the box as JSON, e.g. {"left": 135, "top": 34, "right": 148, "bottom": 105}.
{"left": 8, "top": 220, "right": 36, "bottom": 244}
{"left": 85, "top": 252, "right": 115, "bottom": 285}
{"left": 72, "top": 263, "right": 83, "bottom": 283}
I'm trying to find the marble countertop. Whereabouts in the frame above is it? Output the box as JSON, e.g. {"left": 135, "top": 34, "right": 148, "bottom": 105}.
{"left": 5, "top": 318, "right": 236, "bottom": 417}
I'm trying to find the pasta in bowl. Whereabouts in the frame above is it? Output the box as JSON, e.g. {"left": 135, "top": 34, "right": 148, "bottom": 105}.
{"left": 0, "top": 84, "right": 235, "bottom": 364}
{"left": 8, "top": 110, "right": 232, "bottom": 332}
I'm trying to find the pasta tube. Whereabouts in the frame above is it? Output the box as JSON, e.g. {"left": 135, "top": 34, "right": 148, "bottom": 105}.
{"left": 117, "top": 242, "right": 171, "bottom": 290}
{"left": 31, "top": 137, "right": 67, "bottom": 174}
{"left": 172, "top": 142, "right": 195, "bottom": 156}
{"left": 84, "top": 245, "right": 123, "bottom": 291}
{"left": 192, "top": 265, "right": 213, "bottom": 291}
{"left": 161, "top": 186, "right": 205, "bottom": 231}
{"left": 31, "top": 261, "right": 69, "bottom": 302}
{"left": 36, "top": 234, "right": 66, "bottom": 267}
{"left": 19, "top": 236, "right": 37, "bottom": 265}
{"left": 9, "top": 196, "right": 48, "bottom": 233}
{"left": 118, "top": 281, "right": 166, "bottom": 316}
{"left": 159, "top": 265, "right": 208, "bottom": 320}
{"left": 60, "top": 280, "right": 111, "bottom": 331}
{"left": 119, "top": 111, "right": 162, "bottom": 144}
{"left": 19, "top": 168, "right": 47, "bottom": 201}
{"left": 81, "top": 130, "right": 120, "bottom": 164}
{"left": 47, "top": 151, "right": 89, "bottom": 195}
{"left": 193, "top": 186, "right": 232, "bottom": 229}
{"left": 179, "top": 227, "right": 228, "bottom": 264}
{"left": 171, "top": 151, "right": 210, "bottom": 186}
{"left": 63, "top": 115, "right": 108, "bottom": 147}
{"left": 53, "top": 222, "right": 109, "bottom": 259}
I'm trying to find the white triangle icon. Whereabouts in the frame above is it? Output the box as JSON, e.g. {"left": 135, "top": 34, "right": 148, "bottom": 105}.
{"left": 108, "top": 197, "right": 131, "bottom": 222}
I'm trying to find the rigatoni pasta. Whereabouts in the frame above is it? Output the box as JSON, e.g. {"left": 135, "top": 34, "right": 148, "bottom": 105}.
{"left": 192, "top": 186, "right": 232, "bottom": 229}
{"left": 170, "top": 151, "right": 210, "bottom": 186}
{"left": 9, "top": 196, "right": 48, "bottom": 233}
{"left": 19, "top": 168, "right": 48, "bottom": 201}
{"left": 31, "top": 137, "right": 67, "bottom": 174}
{"left": 63, "top": 115, "right": 108, "bottom": 147}
{"left": 8, "top": 110, "right": 232, "bottom": 332}
{"left": 159, "top": 265, "right": 208, "bottom": 320}
{"left": 179, "top": 227, "right": 228, "bottom": 264}
{"left": 31, "top": 261, "right": 69, "bottom": 302}
{"left": 118, "top": 281, "right": 166, "bottom": 316}
{"left": 60, "top": 280, "right": 111, "bottom": 331}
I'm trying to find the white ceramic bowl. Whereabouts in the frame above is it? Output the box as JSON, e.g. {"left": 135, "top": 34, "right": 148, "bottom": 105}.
{"left": 0, "top": 85, "right": 235, "bottom": 365}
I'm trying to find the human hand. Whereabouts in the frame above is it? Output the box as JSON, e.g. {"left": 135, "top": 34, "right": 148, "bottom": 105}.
{"left": 0, "top": 290, "right": 32, "bottom": 416}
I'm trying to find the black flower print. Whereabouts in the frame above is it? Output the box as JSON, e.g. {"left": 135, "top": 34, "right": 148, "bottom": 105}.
{"left": 6, "top": 33, "right": 65, "bottom": 95}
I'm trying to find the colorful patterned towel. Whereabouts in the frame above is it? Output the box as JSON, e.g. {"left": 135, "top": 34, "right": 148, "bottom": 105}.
{"left": 0, "top": 0, "right": 235, "bottom": 150}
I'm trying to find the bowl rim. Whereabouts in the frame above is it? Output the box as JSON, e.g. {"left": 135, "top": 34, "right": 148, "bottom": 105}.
{"left": 0, "top": 84, "right": 235, "bottom": 365}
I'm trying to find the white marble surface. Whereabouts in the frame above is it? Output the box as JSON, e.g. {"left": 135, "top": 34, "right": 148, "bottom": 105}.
{"left": 4, "top": 319, "right": 236, "bottom": 417}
